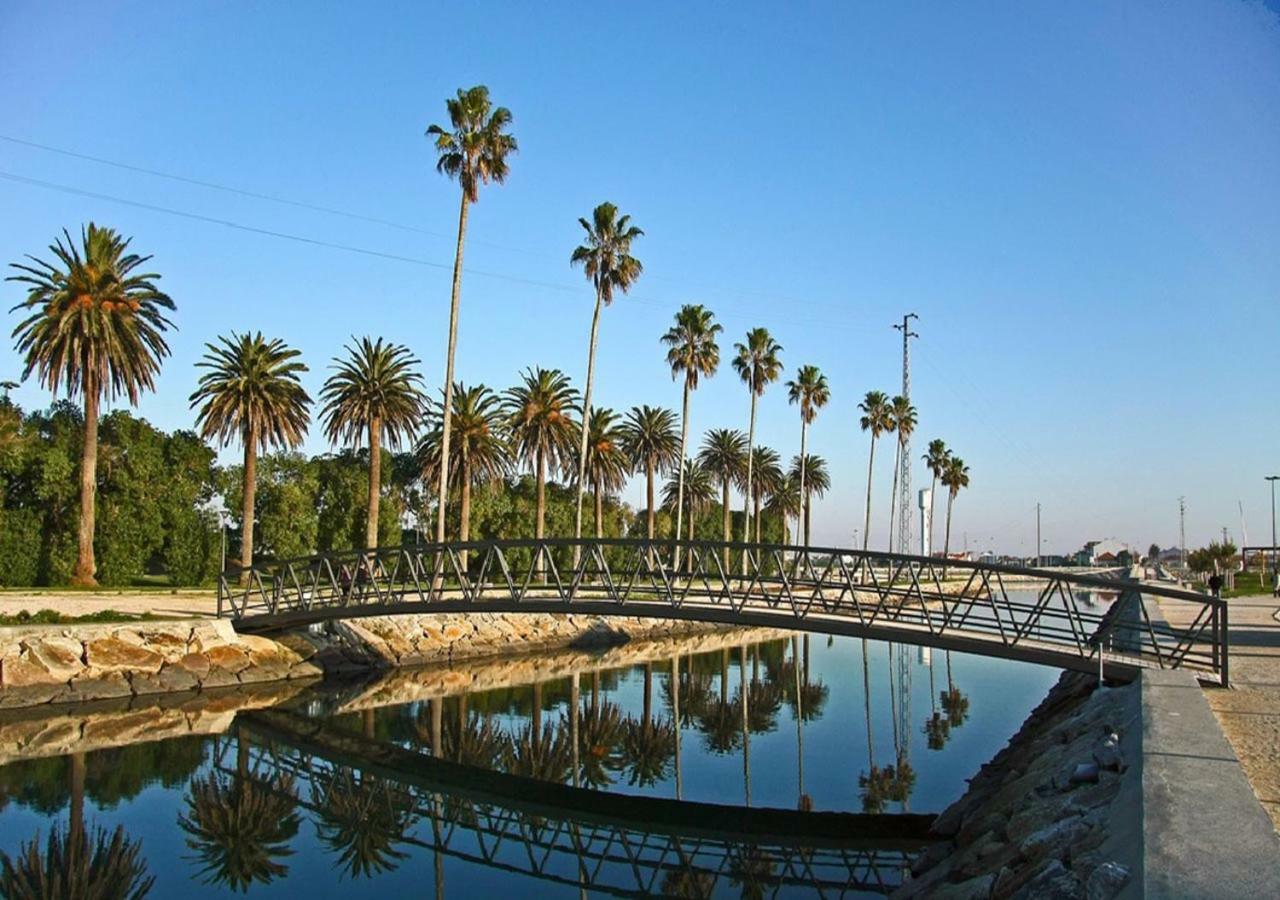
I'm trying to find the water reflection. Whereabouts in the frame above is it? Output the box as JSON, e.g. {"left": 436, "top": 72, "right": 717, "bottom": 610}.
{"left": 0, "top": 627, "right": 1054, "bottom": 897}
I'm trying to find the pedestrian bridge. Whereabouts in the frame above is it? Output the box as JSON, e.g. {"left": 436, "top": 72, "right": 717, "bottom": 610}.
{"left": 218, "top": 538, "right": 1229, "bottom": 686}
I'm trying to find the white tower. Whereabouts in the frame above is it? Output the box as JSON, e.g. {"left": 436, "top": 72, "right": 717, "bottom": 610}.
{"left": 919, "top": 488, "right": 932, "bottom": 557}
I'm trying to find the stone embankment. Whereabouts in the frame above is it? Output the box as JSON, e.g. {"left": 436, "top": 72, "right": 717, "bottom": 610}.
{"left": 895, "top": 671, "right": 1137, "bottom": 900}
{"left": 0, "top": 612, "right": 719, "bottom": 710}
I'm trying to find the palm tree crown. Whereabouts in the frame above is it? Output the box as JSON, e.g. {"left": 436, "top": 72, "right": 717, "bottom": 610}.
{"left": 417, "top": 383, "right": 511, "bottom": 492}
{"left": 191, "top": 333, "right": 311, "bottom": 450}
{"left": 426, "top": 85, "right": 518, "bottom": 203}
{"left": 924, "top": 438, "right": 950, "bottom": 479}
{"left": 319, "top": 338, "right": 425, "bottom": 451}
{"left": 504, "top": 367, "right": 579, "bottom": 539}
{"left": 9, "top": 224, "right": 174, "bottom": 403}
{"left": 786, "top": 366, "right": 830, "bottom": 425}
{"left": 859, "top": 391, "right": 894, "bottom": 438}
{"left": 699, "top": 429, "right": 747, "bottom": 489}
{"left": 732, "top": 329, "right": 784, "bottom": 397}
{"left": 662, "top": 304, "right": 722, "bottom": 390}
{"left": 570, "top": 203, "right": 644, "bottom": 307}
{"left": 943, "top": 455, "right": 970, "bottom": 499}
{"left": 620, "top": 405, "right": 680, "bottom": 541}
{"left": 663, "top": 460, "right": 715, "bottom": 522}
{"left": 583, "top": 407, "right": 631, "bottom": 497}
{"left": 890, "top": 395, "right": 917, "bottom": 444}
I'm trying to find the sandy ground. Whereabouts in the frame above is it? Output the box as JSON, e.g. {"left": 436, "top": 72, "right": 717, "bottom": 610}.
{"left": 1161, "top": 593, "right": 1280, "bottom": 831}
{"left": 0, "top": 589, "right": 218, "bottom": 620}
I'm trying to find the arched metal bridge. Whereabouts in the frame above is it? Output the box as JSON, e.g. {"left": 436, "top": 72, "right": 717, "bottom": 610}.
{"left": 218, "top": 538, "right": 1229, "bottom": 686}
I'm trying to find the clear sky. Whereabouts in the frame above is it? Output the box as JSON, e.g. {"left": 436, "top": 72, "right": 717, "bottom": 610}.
{"left": 1, "top": 1, "right": 1277, "bottom": 557}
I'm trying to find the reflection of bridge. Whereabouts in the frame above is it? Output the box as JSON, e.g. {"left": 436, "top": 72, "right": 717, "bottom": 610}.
{"left": 234, "top": 707, "right": 933, "bottom": 896}
{"left": 220, "top": 538, "right": 1229, "bottom": 685}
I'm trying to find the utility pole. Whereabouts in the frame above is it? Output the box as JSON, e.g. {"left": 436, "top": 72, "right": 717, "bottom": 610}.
{"left": 893, "top": 314, "right": 919, "bottom": 555}
{"left": 1267, "top": 476, "right": 1278, "bottom": 589}
{"left": 1036, "top": 502, "right": 1042, "bottom": 568}
{"left": 1178, "top": 497, "right": 1187, "bottom": 574}
{"left": 1222, "top": 526, "right": 1229, "bottom": 547}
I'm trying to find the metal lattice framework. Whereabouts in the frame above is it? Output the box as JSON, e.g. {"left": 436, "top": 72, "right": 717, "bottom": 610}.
{"left": 218, "top": 538, "right": 1229, "bottom": 685}
{"left": 227, "top": 708, "right": 929, "bottom": 897}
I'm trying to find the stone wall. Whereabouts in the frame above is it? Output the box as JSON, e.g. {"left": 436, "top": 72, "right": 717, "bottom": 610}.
{"left": 894, "top": 671, "right": 1138, "bottom": 900}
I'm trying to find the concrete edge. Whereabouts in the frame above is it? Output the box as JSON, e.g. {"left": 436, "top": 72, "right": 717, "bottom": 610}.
{"left": 1138, "top": 668, "right": 1280, "bottom": 899}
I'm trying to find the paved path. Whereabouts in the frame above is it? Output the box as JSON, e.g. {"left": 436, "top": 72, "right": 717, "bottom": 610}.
{"left": 1160, "top": 593, "right": 1280, "bottom": 831}
{"left": 0, "top": 589, "right": 217, "bottom": 620}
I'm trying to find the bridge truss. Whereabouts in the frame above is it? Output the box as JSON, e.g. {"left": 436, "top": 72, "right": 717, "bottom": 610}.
{"left": 218, "top": 538, "right": 1229, "bottom": 686}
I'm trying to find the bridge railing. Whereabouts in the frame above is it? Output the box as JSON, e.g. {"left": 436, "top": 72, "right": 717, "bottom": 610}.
{"left": 218, "top": 537, "right": 1229, "bottom": 685}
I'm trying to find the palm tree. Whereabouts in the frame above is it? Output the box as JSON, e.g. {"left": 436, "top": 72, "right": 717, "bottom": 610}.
{"left": 662, "top": 459, "right": 716, "bottom": 548}
{"left": 922, "top": 439, "right": 950, "bottom": 556}
{"left": 766, "top": 474, "right": 802, "bottom": 546}
{"left": 788, "top": 454, "right": 830, "bottom": 546}
{"left": 191, "top": 333, "right": 310, "bottom": 577}
{"left": 416, "top": 383, "right": 510, "bottom": 567}
{"left": 426, "top": 85, "right": 517, "bottom": 545}
{"left": 698, "top": 428, "right": 747, "bottom": 572}
{"left": 857, "top": 391, "right": 893, "bottom": 553}
{"left": 569, "top": 202, "right": 644, "bottom": 554}
{"left": 732, "top": 329, "right": 783, "bottom": 571}
{"left": 503, "top": 368, "right": 579, "bottom": 540}
{"left": 786, "top": 366, "right": 830, "bottom": 548}
{"left": 320, "top": 337, "right": 426, "bottom": 551}
{"left": 620, "top": 405, "right": 680, "bottom": 544}
{"left": 9, "top": 224, "right": 175, "bottom": 584}
{"left": 747, "top": 448, "right": 783, "bottom": 545}
{"left": 582, "top": 407, "right": 631, "bottom": 537}
{"left": 661, "top": 304, "right": 722, "bottom": 566}
{"left": 885, "top": 395, "right": 916, "bottom": 552}
{"left": 940, "top": 455, "right": 971, "bottom": 568}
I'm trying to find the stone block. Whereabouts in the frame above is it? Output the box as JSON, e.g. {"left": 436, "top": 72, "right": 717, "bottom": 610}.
{"left": 20, "top": 636, "right": 86, "bottom": 682}
{"left": 65, "top": 671, "right": 132, "bottom": 703}
{"left": 84, "top": 636, "right": 164, "bottom": 675}
{"left": 201, "top": 644, "right": 251, "bottom": 674}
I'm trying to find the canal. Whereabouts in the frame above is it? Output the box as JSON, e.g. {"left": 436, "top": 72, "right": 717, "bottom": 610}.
{"left": 0, "top": 630, "right": 1059, "bottom": 896}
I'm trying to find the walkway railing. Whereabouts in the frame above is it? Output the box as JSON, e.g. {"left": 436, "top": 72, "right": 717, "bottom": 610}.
{"left": 218, "top": 538, "right": 1229, "bottom": 685}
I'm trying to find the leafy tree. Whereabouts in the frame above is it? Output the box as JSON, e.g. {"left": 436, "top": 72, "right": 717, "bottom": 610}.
{"left": 732, "top": 329, "right": 783, "bottom": 567}
{"left": 320, "top": 337, "right": 425, "bottom": 551}
{"left": 858, "top": 391, "right": 893, "bottom": 552}
{"left": 190, "top": 333, "right": 310, "bottom": 576}
{"left": 426, "top": 85, "right": 517, "bottom": 545}
{"left": 569, "top": 202, "right": 644, "bottom": 548}
{"left": 661, "top": 304, "right": 722, "bottom": 559}
{"left": 785, "top": 366, "right": 830, "bottom": 547}
{"left": 8, "top": 224, "right": 175, "bottom": 584}
{"left": 620, "top": 405, "right": 680, "bottom": 544}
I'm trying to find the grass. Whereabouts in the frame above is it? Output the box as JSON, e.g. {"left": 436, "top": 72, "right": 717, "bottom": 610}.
{"left": 0, "top": 582, "right": 215, "bottom": 595}
{"left": 0, "top": 609, "right": 161, "bottom": 627}
{"left": 1222, "top": 571, "right": 1276, "bottom": 599}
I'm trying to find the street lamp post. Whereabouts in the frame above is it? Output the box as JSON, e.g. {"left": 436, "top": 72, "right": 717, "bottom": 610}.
{"left": 1267, "top": 476, "right": 1279, "bottom": 592}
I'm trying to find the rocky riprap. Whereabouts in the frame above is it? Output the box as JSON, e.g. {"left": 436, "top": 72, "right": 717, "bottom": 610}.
{"left": 894, "top": 672, "right": 1137, "bottom": 900}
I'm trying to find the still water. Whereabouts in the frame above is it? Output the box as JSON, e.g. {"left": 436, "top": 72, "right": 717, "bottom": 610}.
{"left": 0, "top": 629, "right": 1058, "bottom": 897}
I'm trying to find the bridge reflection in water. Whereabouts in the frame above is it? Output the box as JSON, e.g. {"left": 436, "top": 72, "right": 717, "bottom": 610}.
{"left": 220, "top": 537, "right": 1230, "bottom": 685}
{"left": 230, "top": 702, "right": 935, "bottom": 897}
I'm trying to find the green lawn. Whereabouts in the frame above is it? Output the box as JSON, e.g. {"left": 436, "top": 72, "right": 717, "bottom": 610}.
{"left": 0, "top": 609, "right": 162, "bottom": 626}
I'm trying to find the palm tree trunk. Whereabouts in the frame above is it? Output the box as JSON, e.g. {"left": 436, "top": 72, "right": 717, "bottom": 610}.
{"left": 532, "top": 681, "right": 543, "bottom": 749}
{"left": 674, "top": 380, "right": 690, "bottom": 571}
{"left": 69, "top": 750, "right": 86, "bottom": 848}
{"left": 672, "top": 653, "right": 682, "bottom": 799}
{"left": 740, "top": 643, "right": 751, "bottom": 806}
{"left": 646, "top": 459, "right": 656, "bottom": 569}
{"left": 366, "top": 417, "right": 382, "bottom": 551}
{"left": 570, "top": 673, "right": 580, "bottom": 788}
{"left": 435, "top": 193, "right": 470, "bottom": 543}
{"left": 754, "top": 490, "right": 763, "bottom": 544}
{"left": 929, "top": 472, "right": 939, "bottom": 557}
{"left": 721, "top": 478, "right": 731, "bottom": 575}
{"left": 73, "top": 380, "right": 99, "bottom": 585}
{"left": 239, "top": 424, "right": 258, "bottom": 585}
{"left": 887, "top": 438, "right": 901, "bottom": 553}
{"left": 535, "top": 447, "right": 547, "bottom": 583}
{"left": 573, "top": 290, "right": 606, "bottom": 563}
{"left": 594, "top": 474, "right": 604, "bottom": 538}
{"left": 798, "top": 419, "right": 808, "bottom": 549}
{"left": 459, "top": 458, "right": 472, "bottom": 571}
{"left": 943, "top": 490, "right": 955, "bottom": 576}
{"left": 643, "top": 662, "right": 653, "bottom": 727}
{"left": 863, "top": 639, "right": 874, "bottom": 770}
{"left": 862, "top": 436, "right": 876, "bottom": 553}
{"left": 741, "top": 392, "right": 758, "bottom": 576}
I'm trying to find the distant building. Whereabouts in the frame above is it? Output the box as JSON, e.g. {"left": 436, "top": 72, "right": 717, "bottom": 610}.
{"left": 1075, "top": 538, "right": 1139, "bottom": 567}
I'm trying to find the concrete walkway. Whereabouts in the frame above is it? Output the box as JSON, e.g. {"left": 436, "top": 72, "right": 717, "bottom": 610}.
{"left": 1159, "top": 593, "right": 1280, "bottom": 831}
{"left": 0, "top": 588, "right": 217, "bottom": 620}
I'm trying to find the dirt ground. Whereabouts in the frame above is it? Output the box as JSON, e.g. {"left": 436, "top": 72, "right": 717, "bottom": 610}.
{"left": 0, "top": 589, "right": 218, "bottom": 620}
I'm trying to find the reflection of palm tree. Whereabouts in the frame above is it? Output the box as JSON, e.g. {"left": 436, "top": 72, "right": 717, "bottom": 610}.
{"left": 179, "top": 734, "right": 300, "bottom": 891}
{"left": 443, "top": 700, "right": 507, "bottom": 770}
{"left": 577, "top": 698, "right": 625, "bottom": 789}
{"left": 729, "top": 843, "right": 778, "bottom": 900}
{"left": 1, "top": 749, "right": 155, "bottom": 897}
{"left": 941, "top": 651, "right": 970, "bottom": 729}
{"left": 924, "top": 654, "right": 951, "bottom": 750}
{"left": 311, "top": 767, "right": 416, "bottom": 879}
{"left": 696, "top": 649, "right": 743, "bottom": 755}
{"left": 661, "top": 863, "right": 716, "bottom": 898}
{"left": 621, "top": 663, "right": 676, "bottom": 786}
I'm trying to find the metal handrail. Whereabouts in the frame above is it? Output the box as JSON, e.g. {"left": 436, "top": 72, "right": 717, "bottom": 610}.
{"left": 218, "top": 537, "right": 1230, "bottom": 686}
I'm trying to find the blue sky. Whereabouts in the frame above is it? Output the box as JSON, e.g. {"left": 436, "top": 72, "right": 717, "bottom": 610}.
{"left": 1, "top": 1, "right": 1277, "bottom": 555}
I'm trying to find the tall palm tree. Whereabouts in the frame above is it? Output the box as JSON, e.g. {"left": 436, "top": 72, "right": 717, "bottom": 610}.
{"left": 662, "top": 459, "right": 716, "bottom": 547}
{"left": 857, "top": 391, "right": 893, "bottom": 553}
{"left": 885, "top": 395, "right": 916, "bottom": 551}
{"left": 747, "top": 447, "right": 783, "bottom": 545}
{"left": 9, "top": 224, "right": 175, "bottom": 584}
{"left": 698, "top": 428, "right": 747, "bottom": 572}
{"left": 661, "top": 304, "right": 722, "bottom": 566}
{"left": 788, "top": 454, "right": 830, "bottom": 546}
{"left": 620, "top": 405, "right": 680, "bottom": 543}
{"left": 570, "top": 203, "right": 644, "bottom": 555}
{"left": 732, "top": 329, "right": 783, "bottom": 571}
{"left": 503, "top": 368, "right": 578, "bottom": 539}
{"left": 922, "top": 439, "right": 950, "bottom": 557}
{"left": 786, "top": 365, "right": 829, "bottom": 549}
{"left": 320, "top": 338, "right": 426, "bottom": 551}
{"left": 416, "top": 383, "right": 510, "bottom": 566}
{"left": 191, "top": 333, "right": 310, "bottom": 576}
{"left": 582, "top": 407, "right": 631, "bottom": 537}
{"left": 940, "top": 455, "right": 971, "bottom": 567}
{"left": 426, "top": 85, "right": 517, "bottom": 545}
